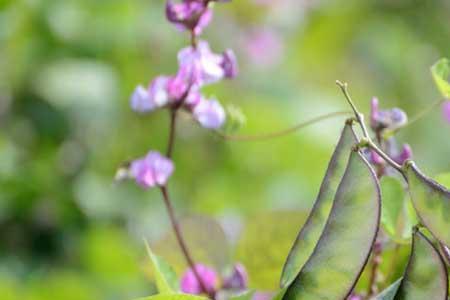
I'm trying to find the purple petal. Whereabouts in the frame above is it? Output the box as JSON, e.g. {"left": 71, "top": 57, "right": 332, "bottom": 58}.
{"left": 193, "top": 98, "right": 226, "bottom": 129}
{"left": 167, "top": 71, "right": 189, "bottom": 101}
{"left": 184, "top": 89, "right": 202, "bottom": 110}
{"left": 395, "top": 144, "right": 413, "bottom": 165}
{"left": 130, "top": 85, "right": 154, "bottom": 113}
{"left": 130, "top": 151, "right": 174, "bottom": 189}
{"left": 222, "top": 263, "right": 248, "bottom": 291}
{"left": 221, "top": 49, "right": 238, "bottom": 79}
{"left": 149, "top": 76, "right": 170, "bottom": 108}
{"left": 178, "top": 41, "right": 225, "bottom": 87}
{"left": 442, "top": 101, "right": 450, "bottom": 123}
{"left": 145, "top": 151, "right": 174, "bottom": 186}
{"left": 193, "top": 8, "right": 213, "bottom": 36}
{"left": 180, "top": 264, "right": 218, "bottom": 295}
{"left": 165, "top": 0, "right": 210, "bottom": 35}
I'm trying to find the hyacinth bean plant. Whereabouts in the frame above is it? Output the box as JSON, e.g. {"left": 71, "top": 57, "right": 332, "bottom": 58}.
{"left": 117, "top": 1, "right": 450, "bottom": 300}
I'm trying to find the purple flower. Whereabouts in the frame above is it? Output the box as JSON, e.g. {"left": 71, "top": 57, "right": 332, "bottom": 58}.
{"left": 180, "top": 264, "right": 218, "bottom": 295}
{"left": 370, "top": 150, "right": 384, "bottom": 165}
{"left": 184, "top": 89, "right": 202, "bottom": 110}
{"left": 443, "top": 101, "right": 450, "bottom": 123}
{"left": 147, "top": 76, "right": 172, "bottom": 108}
{"left": 167, "top": 69, "right": 190, "bottom": 101}
{"left": 130, "top": 85, "right": 154, "bottom": 113}
{"left": 370, "top": 97, "right": 408, "bottom": 131}
{"left": 221, "top": 49, "right": 239, "bottom": 79}
{"left": 166, "top": 0, "right": 212, "bottom": 36}
{"left": 130, "top": 151, "right": 174, "bottom": 188}
{"left": 394, "top": 143, "right": 413, "bottom": 165}
{"left": 178, "top": 41, "right": 226, "bottom": 87}
{"left": 193, "top": 98, "right": 226, "bottom": 129}
{"left": 222, "top": 263, "right": 248, "bottom": 291}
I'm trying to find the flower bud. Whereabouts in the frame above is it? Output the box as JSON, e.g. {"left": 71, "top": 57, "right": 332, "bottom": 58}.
{"left": 166, "top": 0, "right": 212, "bottom": 36}
{"left": 395, "top": 143, "right": 413, "bottom": 165}
{"left": 222, "top": 263, "right": 248, "bottom": 291}
{"left": 370, "top": 97, "right": 408, "bottom": 131}
{"left": 180, "top": 264, "right": 218, "bottom": 295}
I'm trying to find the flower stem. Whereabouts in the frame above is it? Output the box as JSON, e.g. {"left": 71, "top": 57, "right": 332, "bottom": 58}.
{"left": 336, "top": 81, "right": 404, "bottom": 175}
{"left": 216, "top": 111, "right": 351, "bottom": 141}
{"left": 166, "top": 109, "right": 178, "bottom": 158}
{"left": 162, "top": 108, "right": 214, "bottom": 298}
{"left": 160, "top": 186, "right": 214, "bottom": 298}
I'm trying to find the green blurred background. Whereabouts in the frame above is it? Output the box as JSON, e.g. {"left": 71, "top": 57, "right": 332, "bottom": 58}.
{"left": 1, "top": 0, "right": 449, "bottom": 299}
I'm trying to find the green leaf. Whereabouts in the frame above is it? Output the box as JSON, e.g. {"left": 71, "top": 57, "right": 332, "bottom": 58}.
{"left": 431, "top": 58, "right": 450, "bottom": 98}
{"left": 283, "top": 151, "right": 381, "bottom": 300}
{"left": 280, "top": 124, "right": 357, "bottom": 287}
{"left": 144, "top": 240, "right": 179, "bottom": 294}
{"left": 373, "top": 279, "right": 402, "bottom": 300}
{"left": 153, "top": 215, "right": 230, "bottom": 274}
{"left": 135, "top": 294, "right": 209, "bottom": 300}
{"left": 235, "top": 211, "right": 308, "bottom": 290}
{"left": 394, "top": 229, "right": 448, "bottom": 300}
{"left": 380, "top": 177, "right": 416, "bottom": 243}
{"left": 404, "top": 161, "right": 450, "bottom": 246}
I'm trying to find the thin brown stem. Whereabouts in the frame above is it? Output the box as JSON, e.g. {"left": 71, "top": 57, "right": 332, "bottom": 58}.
{"left": 166, "top": 110, "right": 178, "bottom": 158}
{"left": 160, "top": 186, "right": 214, "bottom": 299}
{"left": 216, "top": 111, "right": 351, "bottom": 142}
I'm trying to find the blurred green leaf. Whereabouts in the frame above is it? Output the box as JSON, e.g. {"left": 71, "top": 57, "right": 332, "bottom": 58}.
{"left": 144, "top": 239, "right": 179, "bottom": 294}
{"left": 391, "top": 229, "right": 448, "bottom": 299}
{"left": 236, "top": 211, "right": 308, "bottom": 290}
{"left": 280, "top": 124, "right": 356, "bottom": 287}
{"left": 431, "top": 58, "right": 450, "bottom": 98}
{"left": 283, "top": 151, "right": 381, "bottom": 300}
{"left": 154, "top": 215, "right": 230, "bottom": 274}
{"left": 380, "top": 176, "right": 416, "bottom": 243}
{"left": 405, "top": 161, "right": 450, "bottom": 246}
{"left": 435, "top": 173, "right": 450, "bottom": 187}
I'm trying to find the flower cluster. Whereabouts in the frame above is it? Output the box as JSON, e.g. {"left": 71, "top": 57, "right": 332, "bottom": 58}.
{"left": 365, "top": 97, "right": 412, "bottom": 176}
{"left": 127, "top": 0, "right": 236, "bottom": 189}
{"left": 131, "top": 1, "right": 237, "bottom": 130}
{"left": 180, "top": 263, "right": 248, "bottom": 297}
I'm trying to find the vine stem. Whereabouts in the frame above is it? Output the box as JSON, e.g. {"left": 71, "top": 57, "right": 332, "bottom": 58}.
{"left": 404, "top": 98, "right": 445, "bottom": 127}
{"left": 160, "top": 106, "right": 213, "bottom": 297}
{"left": 160, "top": 186, "right": 214, "bottom": 298}
{"left": 335, "top": 80, "right": 404, "bottom": 174}
{"left": 216, "top": 111, "right": 351, "bottom": 141}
